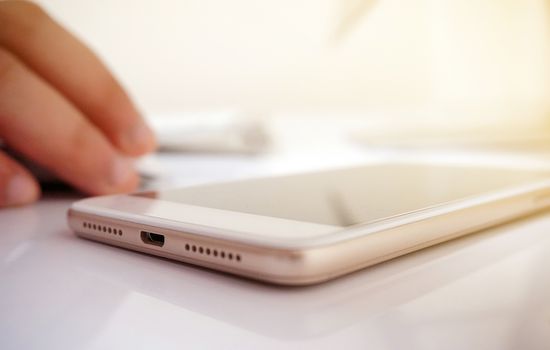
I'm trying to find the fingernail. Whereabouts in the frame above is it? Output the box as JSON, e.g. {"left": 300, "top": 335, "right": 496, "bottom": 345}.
{"left": 6, "top": 175, "right": 38, "bottom": 206}
{"left": 122, "top": 123, "right": 155, "bottom": 151}
{"left": 110, "top": 156, "right": 136, "bottom": 187}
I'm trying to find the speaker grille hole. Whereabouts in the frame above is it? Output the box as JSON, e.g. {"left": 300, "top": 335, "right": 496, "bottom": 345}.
{"left": 186, "top": 242, "right": 241, "bottom": 263}
{"left": 83, "top": 222, "right": 123, "bottom": 237}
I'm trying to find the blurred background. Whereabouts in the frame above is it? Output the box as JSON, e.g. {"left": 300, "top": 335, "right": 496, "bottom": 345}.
{"left": 36, "top": 0, "right": 550, "bottom": 146}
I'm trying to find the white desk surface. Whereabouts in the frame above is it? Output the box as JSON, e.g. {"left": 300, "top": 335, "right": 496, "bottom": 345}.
{"left": 2, "top": 121, "right": 550, "bottom": 350}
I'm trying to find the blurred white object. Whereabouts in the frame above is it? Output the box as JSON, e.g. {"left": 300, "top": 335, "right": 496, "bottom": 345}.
{"left": 147, "top": 112, "right": 270, "bottom": 154}
{"left": 352, "top": 123, "right": 550, "bottom": 154}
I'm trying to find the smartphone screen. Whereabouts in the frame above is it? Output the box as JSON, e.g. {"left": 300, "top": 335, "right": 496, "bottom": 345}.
{"left": 134, "top": 164, "right": 550, "bottom": 227}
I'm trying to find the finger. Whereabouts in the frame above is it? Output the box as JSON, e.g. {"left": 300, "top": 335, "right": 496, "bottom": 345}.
{"left": 0, "top": 48, "right": 139, "bottom": 195}
{"left": 0, "top": 1, "right": 156, "bottom": 156}
{"left": 0, "top": 150, "right": 40, "bottom": 207}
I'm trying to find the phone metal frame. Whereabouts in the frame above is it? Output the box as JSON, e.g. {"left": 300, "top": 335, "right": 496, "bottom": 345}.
{"left": 68, "top": 177, "right": 550, "bottom": 285}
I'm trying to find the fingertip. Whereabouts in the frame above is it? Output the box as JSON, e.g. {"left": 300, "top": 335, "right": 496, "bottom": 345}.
{"left": 106, "top": 170, "right": 139, "bottom": 194}
{"left": 116, "top": 122, "right": 157, "bottom": 156}
{"left": 3, "top": 173, "right": 40, "bottom": 207}
{"left": 109, "top": 156, "right": 140, "bottom": 192}
{"left": 85, "top": 155, "right": 140, "bottom": 196}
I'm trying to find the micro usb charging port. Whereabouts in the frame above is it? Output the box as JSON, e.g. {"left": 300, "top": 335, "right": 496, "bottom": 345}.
{"left": 140, "top": 231, "right": 165, "bottom": 247}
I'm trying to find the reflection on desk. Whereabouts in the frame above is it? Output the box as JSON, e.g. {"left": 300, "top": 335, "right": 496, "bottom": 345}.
{"left": 1, "top": 193, "right": 550, "bottom": 349}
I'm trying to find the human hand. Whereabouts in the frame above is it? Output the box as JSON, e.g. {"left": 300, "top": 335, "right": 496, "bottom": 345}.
{"left": 0, "top": 1, "right": 156, "bottom": 207}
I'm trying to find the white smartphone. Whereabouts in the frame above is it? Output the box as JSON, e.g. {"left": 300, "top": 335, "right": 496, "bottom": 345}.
{"left": 67, "top": 162, "right": 550, "bottom": 285}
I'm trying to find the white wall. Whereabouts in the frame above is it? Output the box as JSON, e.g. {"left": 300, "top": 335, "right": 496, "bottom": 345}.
{"left": 37, "top": 0, "right": 550, "bottom": 132}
